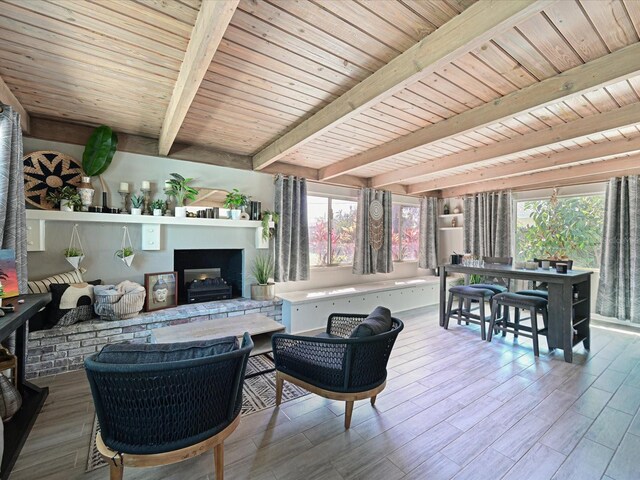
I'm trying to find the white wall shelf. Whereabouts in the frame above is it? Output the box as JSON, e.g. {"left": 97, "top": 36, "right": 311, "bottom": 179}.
{"left": 439, "top": 227, "right": 463, "bottom": 231}
{"left": 26, "top": 209, "right": 268, "bottom": 229}
{"left": 439, "top": 213, "right": 463, "bottom": 218}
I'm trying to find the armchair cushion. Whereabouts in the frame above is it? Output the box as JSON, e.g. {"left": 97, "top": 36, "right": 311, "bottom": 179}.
{"left": 95, "top": 336, "right": 239, "bottom": 364}
{"left": 350, "top": 306, "right": 392, "bottom": 338}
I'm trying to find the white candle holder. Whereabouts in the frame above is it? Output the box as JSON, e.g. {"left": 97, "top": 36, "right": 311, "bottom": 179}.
{"left": 118, "top": 190, "right": 129, "bottom": 214}
{"left": 141, "top": 187, "right": 151, "bottom": 215}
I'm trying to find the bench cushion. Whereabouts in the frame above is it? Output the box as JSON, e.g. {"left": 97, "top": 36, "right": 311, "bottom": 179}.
{"left": 516, "top": 289, "right": 549, "bottom": 299}
{"left": 449, "top": 285, "right": 494, "bottom": 298}
{"left": 469, "top": 283, "right": 508, "bottom": 294}
{"left": 95, "top": 336, "right": 239, "bottom": 364}
{"left": 492, "top": 292, "right": 548, "bottom": 309}
{"left": 350, "top": 306, "right": 392, "bottom": 338}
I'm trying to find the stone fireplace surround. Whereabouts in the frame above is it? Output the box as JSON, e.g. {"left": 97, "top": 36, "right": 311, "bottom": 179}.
{"left": 26, "top": 298, "right": 282, "bottom": 379}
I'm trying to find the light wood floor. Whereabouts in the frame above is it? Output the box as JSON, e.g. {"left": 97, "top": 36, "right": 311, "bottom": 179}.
{"left": 10, "top": 307, "right": 640, "bottom": 480}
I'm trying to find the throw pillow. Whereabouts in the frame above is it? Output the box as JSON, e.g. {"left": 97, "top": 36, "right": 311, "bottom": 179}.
{"left": 350, "top": 306, "right": 393, "bottom": 338}
{"left": 28, "top": 269, "right": 84, "bottom": 294}
{"left": 95, "top": 337, "right": 239, "bottom": 364}
{"left": 48, "top": 280, "right": 101, "bottom": 327}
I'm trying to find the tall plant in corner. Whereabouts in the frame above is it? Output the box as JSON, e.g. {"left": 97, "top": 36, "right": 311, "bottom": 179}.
{"left": 83, "top": 125, "right": 118, "bottom": 206}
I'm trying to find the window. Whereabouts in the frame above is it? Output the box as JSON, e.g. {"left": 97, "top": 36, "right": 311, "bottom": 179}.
{"left": 515, "top": 194, "right": 605, "bottom": 269}
{"left": 392, "top": 204, "right": 419, "bottom": 262}
{"left": 308, "top": 195, "right": 357, "bottom": 266}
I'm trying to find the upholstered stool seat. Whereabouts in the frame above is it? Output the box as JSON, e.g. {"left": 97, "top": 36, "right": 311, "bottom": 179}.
{"left": 516, "top": 289, "right": 549, "bottom": 300}
{"left": 488, "top": 293, "right": 548, "bottom": 356}
{"left": 445, "top": 286, "right": 495, "bottom": 340}
{"left": 469, "top": 283, "right": 508, "bottom": 295}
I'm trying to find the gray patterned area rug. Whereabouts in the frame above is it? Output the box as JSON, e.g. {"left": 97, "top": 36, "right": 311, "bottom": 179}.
{"left": 86, "top": 356, "right": 308, "bottom": 472}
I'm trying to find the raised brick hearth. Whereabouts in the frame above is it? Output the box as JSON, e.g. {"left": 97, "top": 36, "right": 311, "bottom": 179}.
{"left": 26, "top": 298, "right": 282, "bottom": 379}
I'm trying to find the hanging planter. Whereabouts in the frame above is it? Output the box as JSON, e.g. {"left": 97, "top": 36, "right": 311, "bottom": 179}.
{"left": 64, "top": 224, "right": 85, "bottom": 269}
{"left": 115, "top": 226, "right": 135, "bottom": 267}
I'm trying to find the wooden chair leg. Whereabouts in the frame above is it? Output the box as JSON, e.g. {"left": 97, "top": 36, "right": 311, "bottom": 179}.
{"left": 445, "top": 293, "right": 454, "bottom": 330}
{"left": 345, "top": 401, "right": 354, "bottom": 429}
{"left": 530, "top": 307, "right": 540, "bottom": 357}
{"left": 214, "top": 443, "right": 224, "bottom": 480}
{"left": 370, "top": 395, "right": 377, "bottom": 406}
{"left": 109, "top": 463, "right": 124, "bottom": 480}
{"left": 275, "top": 372, "right": 283, "bottom": 406}
{"left": 479, "top": 300, "right": 486, "bottom": 340}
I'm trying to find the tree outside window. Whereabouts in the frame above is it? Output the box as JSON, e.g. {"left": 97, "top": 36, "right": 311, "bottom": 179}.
{"left": 308, "top": 195, "right": 357, "bottom": 266}
{"left": 515, "top": 194, "right": 604, "bottom": 269}
{"left": 392, "top": 204, "right": 419, "bottom": 262}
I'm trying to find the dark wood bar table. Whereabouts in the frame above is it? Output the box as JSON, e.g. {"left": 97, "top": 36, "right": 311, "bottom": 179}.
{"left": 0, "top": 294, "right": 49, "bottom": 480}
{"left": 439, "top": 264, "right": 592, "bottom": 363}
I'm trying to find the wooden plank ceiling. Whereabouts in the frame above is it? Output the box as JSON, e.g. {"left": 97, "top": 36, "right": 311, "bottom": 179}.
{"left": 1, "top": 0, "right": 640, "bottom": 197}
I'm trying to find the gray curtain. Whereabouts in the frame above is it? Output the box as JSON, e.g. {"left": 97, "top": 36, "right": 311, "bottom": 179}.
{"left": 0, "top": 105, "right": 27, "bottom": 293}
{"left": 353, "top": 188, "right": 393, "bottom": 275}
{"left": 274, "top": 175, "right": 309, "bottom": 282}
{"left": 418, "top": 196, "right": 438, "bottom": 270}
{"left": 463, "top": 191, "right": 512, "bottom": 258}
{"left": 596, "top": 176, "right": 639, "bottom": 324}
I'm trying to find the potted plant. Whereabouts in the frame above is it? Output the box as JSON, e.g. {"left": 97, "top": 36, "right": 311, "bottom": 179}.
{"left": 46, "top": 186, "right": 82, "bottom": 212}
{"left": 83, "top": 125, "right": 118, "bottom": 208}
{"left": 166, "top": 173, "right": 199, "bottom": 217}
{"left": 224, "top": 189, "right": 248, "bottom": 220}
{"left": 130, "top": 195, "right": 144, "bottom": 215}
{"left": 115, "top": 246, "right": 135, "bottom": 267}
{"left": 260, "top": 210, "right": 280, "bottom": 241}
{"left": 151, "top": 199, "right": 165, "bottom": 217}
{"left": 64, "top": 247, "right": 84, "bottom": 269}
{"left": 250, "top": 253, "right": 275, "bottom": 301}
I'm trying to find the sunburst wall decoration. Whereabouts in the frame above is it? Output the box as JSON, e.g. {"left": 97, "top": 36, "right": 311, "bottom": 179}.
{"left": 23, "top": 151, "right": 85, "bottom": 209}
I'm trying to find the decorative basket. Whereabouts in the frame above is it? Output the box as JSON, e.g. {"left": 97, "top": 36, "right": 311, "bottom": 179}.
{"left": 0, "top": 373, "right": 21, "bottom": 421}
{"left": 94, "top": 282, "right": 146, "bottom": 320}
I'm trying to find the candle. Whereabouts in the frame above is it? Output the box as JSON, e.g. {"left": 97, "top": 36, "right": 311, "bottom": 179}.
{"left": 119, "top": 182, "right": 129, "bottom": 193}
{"left": 141, "top": 180, "right": 150, "bottom": 190}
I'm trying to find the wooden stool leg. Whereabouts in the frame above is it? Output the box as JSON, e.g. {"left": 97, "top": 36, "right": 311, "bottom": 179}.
{"left": 457, "top": 297, "right": 463, "bottom": 325}
{"left": 514, "top": 308, "right": 520, "bottom": 339}
{"left": 445, "top": 293, "right": 454, "bottom": 330}
{"left": 214, "top": 443, "right": 224, "bottom": 480}
{"left": 275, "top": 372, "right": 283, "bottom": 406}
{"left": 109, "top": 463, "right": 124, "bottom": 480}
{"left": 487, "top": 300, "right": 497, "bottom": 342}
{"left": 502, "top": 305, "right": 508, "bottom": 337}
{"left": 345, "top": 401, "right": 354, "bottom": 429}
{"left": 370, "top": 395, "right": 377, "bottom": 406}
{"left": 479, "top": 300, "right": 486, "bottom": 340}
{"left": 531, "top": 307, "right": 540, "bottom": 357}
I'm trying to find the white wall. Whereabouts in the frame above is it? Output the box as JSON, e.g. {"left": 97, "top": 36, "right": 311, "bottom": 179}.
{"left": 23, "top": 138, "right": 431, "bottom": 296}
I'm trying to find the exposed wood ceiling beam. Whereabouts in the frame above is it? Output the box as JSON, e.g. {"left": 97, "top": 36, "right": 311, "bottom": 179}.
{"left": 439, "top": 155, "right": 640, "bottom": 197}
{"left": 407, "top": 132, "right": 640, "bottom": 194}
{"left": 158, "top": 0, "right": 239, "bottom": 156}
{"left": 373, "top": 103, "right": 640, "bottom": 188}
{"left": 0, "top": 75, "right": 30, "bottom": 133}
{"left": 502, "top": 169, "right": 640, "bottom": 193}
{"left": 320, "top": 41, "right": 640, "bottom": 181}
{"left": 252, "top": 0, "right": 550, "bottom": 171}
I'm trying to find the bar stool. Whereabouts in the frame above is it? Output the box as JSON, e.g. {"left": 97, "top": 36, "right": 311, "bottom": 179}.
{"left": 488, "top": 292, "right": 548, "bottom": 356}
{"left": 445, "top": 285, "right": 495, "bottom": 340}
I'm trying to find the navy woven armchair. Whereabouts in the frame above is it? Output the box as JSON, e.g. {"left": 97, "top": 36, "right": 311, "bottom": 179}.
{"left": 272, "top": 311, "right": 403, "bottom": 428}
{"left": 85, "top": 333, "right": 253, "bottom": 480}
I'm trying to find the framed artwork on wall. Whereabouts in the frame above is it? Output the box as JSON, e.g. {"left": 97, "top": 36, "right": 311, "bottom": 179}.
{"left": 0, "top": 249, "right": 20, "bottom": 298}
{"left": 144, "top": 271, "right": 178, "bottom": 312}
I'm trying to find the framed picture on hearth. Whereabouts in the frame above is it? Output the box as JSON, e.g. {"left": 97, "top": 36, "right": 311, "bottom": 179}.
{"left": 144, "top": 271, "right": 178, "bottom": 312}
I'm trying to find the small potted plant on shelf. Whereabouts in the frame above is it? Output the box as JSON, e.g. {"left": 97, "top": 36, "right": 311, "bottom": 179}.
{"left": 130, "top": 195, "right": 144, "bottom": 215}
{"left": 250, "top": 253, "right": 275, "bottom": 301}
{"left": 64, "top": 247, "right": 84, "bottom": 269}
{"left": 166, "top": 173, "right": 199, "bottom": 218}
{"left": 46, "top": 186, "right": 82, "bottom": 212}
{"left": 260, "top": 210, "right": 280, "bottom": 241}
{"left": 115, "top": 246, "right": 135, "bottom": 267}
{"left": 151, "top": 199, "right": 165, "bottom": 217}
{"left": 224, "top": 189, "right": 248, "bottom": 220}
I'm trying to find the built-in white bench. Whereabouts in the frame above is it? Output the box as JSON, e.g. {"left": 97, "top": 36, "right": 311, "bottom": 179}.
{"left": 278, "top": 276, "right": 458, "bottom": 333}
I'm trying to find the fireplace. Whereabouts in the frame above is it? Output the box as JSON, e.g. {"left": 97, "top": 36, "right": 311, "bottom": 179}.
{"left": 174, "top": 249, "right": 243, "bottom": 304}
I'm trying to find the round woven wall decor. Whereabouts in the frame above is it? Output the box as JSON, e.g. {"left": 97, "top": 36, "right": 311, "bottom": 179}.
{"left": 23, "top": 151, "right": 85, "bottom": 209}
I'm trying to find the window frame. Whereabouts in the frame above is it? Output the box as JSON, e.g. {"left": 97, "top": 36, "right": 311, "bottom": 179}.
{"left": 308, "top": 194, "right": 357, "bottom": 268}
{"left": 392, "top": 202, "right": 420, "bottom": 263}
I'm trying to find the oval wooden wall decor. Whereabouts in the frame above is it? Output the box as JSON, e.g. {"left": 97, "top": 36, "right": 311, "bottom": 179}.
{"left": 23, "top": 151, "right": 85, "bottom": 210}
